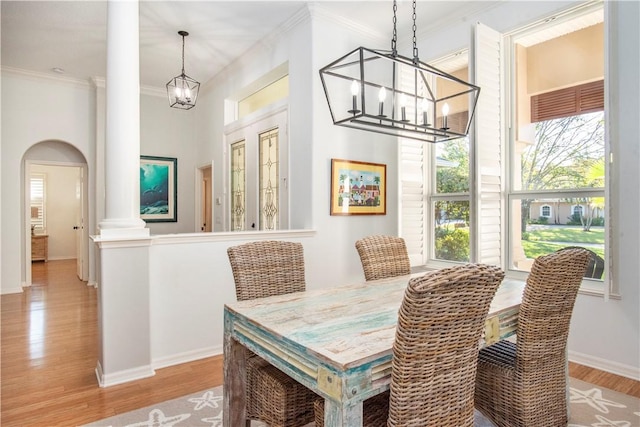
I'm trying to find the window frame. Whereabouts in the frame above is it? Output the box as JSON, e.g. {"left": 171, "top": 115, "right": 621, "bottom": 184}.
{"left": 30, "top": 173, "right": 46, "bottom": 233}
{"left": 399, "top": 2, "right": 612, "bottom": 297}
{"left": 503, "top": 2, "right": 610, "bottom": 296}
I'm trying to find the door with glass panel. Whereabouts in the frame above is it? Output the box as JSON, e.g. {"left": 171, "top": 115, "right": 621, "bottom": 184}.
{"left": 226, "top": 109, "right": 288, "bottom": 231}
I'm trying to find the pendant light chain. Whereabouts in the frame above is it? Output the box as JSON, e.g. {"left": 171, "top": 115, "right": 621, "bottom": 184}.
{"left": 181, "top": 34, "right": 186, "bottom": 75}
{"left": 412, "top": 0, "right": 419, "bottom": 64}
{"left": 391, "top": 0, "right": 398, "bottom": 57}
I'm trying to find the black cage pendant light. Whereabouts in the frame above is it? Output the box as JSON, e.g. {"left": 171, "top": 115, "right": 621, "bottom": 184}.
{"left": 166, "top": 30, "right": 200, "bottom": 110}
{"left": 319, "top": 0, "right": 480, "bottom": 143}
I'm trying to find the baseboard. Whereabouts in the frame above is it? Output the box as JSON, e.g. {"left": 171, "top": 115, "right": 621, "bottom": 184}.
{"left": 1, "top": 283, "right": 26, "bottom": 295}
{"left": 152, "top": 345, "right": 223, "bottom": 370}
{"left": 95, "top": 360, "right": 155, "bottom": 388}
{"left": 47, "top": 256, "right": 76, "bottom": 261}
{"left": 569, "top": 350, "right": 640, "bottom": 381}
{"left": 87, "top": 280, "right": 98, "bottom": 288}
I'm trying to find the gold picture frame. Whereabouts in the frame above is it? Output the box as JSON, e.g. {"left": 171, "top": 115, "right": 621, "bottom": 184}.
{"left": 330, "top": 158, "right": 386, "bottom": 216}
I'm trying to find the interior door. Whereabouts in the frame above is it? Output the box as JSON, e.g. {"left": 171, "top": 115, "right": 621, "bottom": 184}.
{"left": 201, "top": 165, "right": 212, "bottom": 232}
{"left": 75, "top": 166, "right": 88, "bottom": 281}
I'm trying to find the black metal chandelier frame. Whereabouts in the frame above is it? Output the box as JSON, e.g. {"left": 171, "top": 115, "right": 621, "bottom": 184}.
{"left": 166, "top": 30, "right": 200, "bottom": 110}
{"left": 319, "top": 0, "right": 480, "bottom": 143}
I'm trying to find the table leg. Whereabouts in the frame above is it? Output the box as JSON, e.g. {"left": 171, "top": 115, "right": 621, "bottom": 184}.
{"left": 223, "top": 312, "right": 247, "bottom": 427}
{"left": 324, "top": 398, "right": 363, "bottom": 427}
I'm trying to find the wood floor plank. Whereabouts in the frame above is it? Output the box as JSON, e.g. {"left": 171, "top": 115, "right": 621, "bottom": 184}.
{"left": 1, "top": 259, "right": 637, "bottom": 427}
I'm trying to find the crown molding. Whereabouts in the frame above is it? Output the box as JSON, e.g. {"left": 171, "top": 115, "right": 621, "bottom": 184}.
{"left": 2, "top": 66, "right": 92, "bottom": 88}
{"left": 309, "top": 3, "right": 388, "bottom": 45}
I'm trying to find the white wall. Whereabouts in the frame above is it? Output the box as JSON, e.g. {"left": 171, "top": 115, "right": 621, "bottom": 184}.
{"left": 196, "top": 5, "right": 400, "bottom": 292}
{"left": 0, "top": 73, "right": 95, "bottom": 293}
{"left": 0, "top": 73, "right": 200, "bottom": 293}
{"left": 140, "top": 91, "right": 198, "bottom": 235}
{"left": 31, "top": 164, "right": 81, "bottom": 260}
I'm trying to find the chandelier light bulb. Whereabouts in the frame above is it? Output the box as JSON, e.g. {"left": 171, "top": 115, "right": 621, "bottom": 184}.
{"left": 378, "top": 87, "right": 387, "bottom": 102}
{"left": 442, "top": 102, "right": 450, "bottom": 130}
{"left": 351, "top": 80, "right": 359, "bottom": 96}
{"left": 422, "top": 98, "right": 430, "bottom": 126}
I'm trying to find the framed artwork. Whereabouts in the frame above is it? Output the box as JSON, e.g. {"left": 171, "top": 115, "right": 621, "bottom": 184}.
{"left": 140, "top": 155, "right": 177, "bottom": 222}
{"left": 330, "top": 158, "right": 386, "bottom": 216}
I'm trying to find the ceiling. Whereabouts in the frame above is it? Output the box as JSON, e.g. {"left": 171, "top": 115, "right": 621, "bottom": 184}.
{"left": 1, "top": 1, "right": 498, "bottom": 90}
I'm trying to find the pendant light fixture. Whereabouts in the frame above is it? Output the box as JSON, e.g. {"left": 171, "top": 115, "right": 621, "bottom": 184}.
{"left": 319, "top": 0, "right": 480, "bottom": 143}
{"left": 166, "top": 30, "right": 200, "bottom": 110}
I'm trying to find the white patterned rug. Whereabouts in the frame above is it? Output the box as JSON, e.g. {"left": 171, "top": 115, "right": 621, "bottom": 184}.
{"left": 84, "top": 378, "right": 640, "bottom": 427}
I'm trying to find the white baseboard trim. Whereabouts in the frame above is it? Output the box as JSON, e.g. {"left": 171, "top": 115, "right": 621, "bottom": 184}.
{"left": 87, "top": 280, "right": 98, "bottom": 288}
{"left": 47, "top": 256, "right": 76, "bottom": 261}
{"left": 569, "top": 350, "right": 640, "bottom": 381}
{"left": 152, "top": 346, "right": 223, "bottom": 370}
{"left": 1, "top": 283, "right": 26, "bottom": 295}
{"left": 95, "top": 361, "right": 155, "bottom": 388}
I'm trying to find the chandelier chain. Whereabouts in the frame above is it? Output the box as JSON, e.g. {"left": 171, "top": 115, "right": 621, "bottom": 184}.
{"left": 181, "top": 34, "right": 186, "bottom": 75}
{"left": 391, "top": 0, "right": 398, "bottom": 56}
{"left": 412, "top": 0, "right": 419, "bottom": 64}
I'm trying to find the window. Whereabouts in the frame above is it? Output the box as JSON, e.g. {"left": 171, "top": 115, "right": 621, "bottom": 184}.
{"left": 258, "top": 128, "right": 279, "bottom": 230}
{"left": 509, "top": 5, "right": 605, "bottom": 283}
{"left": 230, "top": 141, "right": 246, "bottom": 231}
{"left": 400, "top": 52, "right": 472, "bottom": 266}
{"left": 400, "top": 3, "right": 608, "bottom": 291}
{"left": 541, "top": 205, "right": 551, "bottom": 218}
{"left": 30, "top": 174, "right": 46, "bottom": 233}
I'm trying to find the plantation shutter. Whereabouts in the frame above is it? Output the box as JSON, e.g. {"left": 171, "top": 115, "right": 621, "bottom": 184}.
{"left": 472, "top": 23, "right": 504, "bottom": 266}
{"left": 398, "top": 62, "right": 426, "bottom": 265}
{"left": 399, "top": 140, "right": 426, "bottom": 265}
{"left": 531, "top": 80, "right": 604, "bottom": 122}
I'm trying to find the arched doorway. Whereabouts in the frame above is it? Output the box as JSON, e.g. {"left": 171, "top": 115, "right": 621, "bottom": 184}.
{"left": 23, "top": 140, "right": 90, "bottom": 287}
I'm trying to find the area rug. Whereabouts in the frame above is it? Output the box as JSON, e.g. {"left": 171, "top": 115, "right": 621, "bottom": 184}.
{"left": 84, "top": 378, "right": 640, "bottom": 427}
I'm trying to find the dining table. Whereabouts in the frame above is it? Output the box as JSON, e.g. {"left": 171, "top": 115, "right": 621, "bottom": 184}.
{"left": 223, "top": 272, "right": 524, "bottom": 427}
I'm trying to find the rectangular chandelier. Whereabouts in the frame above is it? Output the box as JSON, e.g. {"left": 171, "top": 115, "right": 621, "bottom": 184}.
{"left": 319, "top": 46, "right": 480, "bottom": 143}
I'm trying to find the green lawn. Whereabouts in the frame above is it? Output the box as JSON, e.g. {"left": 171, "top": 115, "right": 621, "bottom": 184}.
{"left": 526, "top": 226, "right": 604, "bottom": 244}
{"left": 522, "top": 225, "right": 605, "bottom": 259}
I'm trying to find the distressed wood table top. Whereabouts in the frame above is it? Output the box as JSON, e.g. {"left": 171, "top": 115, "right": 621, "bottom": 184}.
{"left": 223, "top": 273, "right": 524, "bottom": 426}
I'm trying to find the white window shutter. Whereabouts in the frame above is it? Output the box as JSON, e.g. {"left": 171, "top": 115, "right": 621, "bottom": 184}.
{"left": 472, "top": 22, "right": 505, "bottom": 266}
{"left": 399, "top": 140, "right": 425, "bottom": 265}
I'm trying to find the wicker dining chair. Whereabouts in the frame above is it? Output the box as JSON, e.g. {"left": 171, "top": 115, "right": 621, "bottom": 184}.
{"left": 355, "top": 235, "right": 411, "bottom": 281}
{"left": 227, "top": 240, "right": 317, "bottom": 427}
{"left": 314, "top": 263, "right": 505, "bottom": 427}
{"left": 557, "top": 246, "right": 605, "bottom": 279}
{"left": 474, "top": 247, "right": 591, "bottom": 427}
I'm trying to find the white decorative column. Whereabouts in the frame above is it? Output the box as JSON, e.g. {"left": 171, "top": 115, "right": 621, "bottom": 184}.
{"left": 93, "top": 0, "right": 153, "bottom": 387}
{"left": 99, "top": 0, "right": 148, "bottom": 238}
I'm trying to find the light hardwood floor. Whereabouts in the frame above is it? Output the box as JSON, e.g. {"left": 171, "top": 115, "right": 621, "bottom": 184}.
{"left": 1, "top": 259, "right": 638, "bottom": 427}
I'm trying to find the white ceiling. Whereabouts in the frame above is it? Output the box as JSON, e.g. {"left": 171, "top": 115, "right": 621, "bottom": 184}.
{"left": 1, "top": 1, "right": 498, "bottom": 89}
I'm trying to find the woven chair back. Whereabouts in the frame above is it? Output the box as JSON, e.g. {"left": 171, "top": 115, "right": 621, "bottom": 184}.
{"left": 557, "top": 246, "right": 604, "bottom": 279}
{"left": 388, "top": 263, "right": 504, "bottom": 426}
{"left": 227, "top": 240, "right": 306, "bottom": 301}
{"left": 516, "top": 247, "right": 591, "bottom": 369}
{"left": 355, "top": 235, "right": 411, "bottom": 281}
